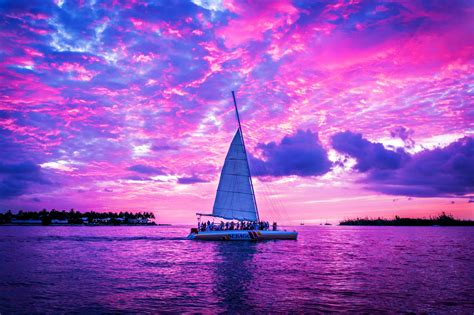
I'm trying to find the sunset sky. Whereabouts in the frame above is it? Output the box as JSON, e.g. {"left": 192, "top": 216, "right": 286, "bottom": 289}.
{"left": 0, "top": 0, "right": 473, "bottom": 224}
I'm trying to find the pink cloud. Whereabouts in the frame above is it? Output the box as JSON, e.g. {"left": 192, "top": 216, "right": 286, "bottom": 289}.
{"left": 217, "top": 0, "right": 299, "bottom": 48}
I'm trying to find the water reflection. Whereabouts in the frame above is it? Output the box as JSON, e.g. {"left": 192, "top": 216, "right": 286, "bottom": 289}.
{"left": 213, "top": 242, "right": 257, "bottom": 312}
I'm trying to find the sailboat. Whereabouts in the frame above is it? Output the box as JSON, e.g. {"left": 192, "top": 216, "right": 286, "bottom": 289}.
{"left": 187, "top": 92, "right": 298, "bottom": 241}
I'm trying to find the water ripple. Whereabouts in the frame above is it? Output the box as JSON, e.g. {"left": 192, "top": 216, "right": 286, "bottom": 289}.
{"left": 0, "top": 226, "right": 473, "bottom": 313}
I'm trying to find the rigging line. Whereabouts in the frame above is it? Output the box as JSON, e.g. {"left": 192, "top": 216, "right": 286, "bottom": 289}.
{"left": 238, "top": 123, "right": 286, "bottom": 223}
{"left": 241, "top": 124, "right": 287, "bottom": 224}
{"left": 249, "top": 158, "right": 280, "bottom": 223}
{"left": 251, "top": 154, "right": 285, "bottom": 223}
{"left": 259, "top": 176, "right": 283, "bottom": 223}
{"left": 266, "top": 179, "right": 289, "bottom": 223}
{"left": 269, "top": 180, "right": 291, "bottom": 224}
{"left": 250, "top": 153, "right": 291, "bottom": 224}
{"left": 251, "top": 160, "right": 291, "bottom": 224}
{"left": 264, "top": 184, "right": 281, "bottom": 223}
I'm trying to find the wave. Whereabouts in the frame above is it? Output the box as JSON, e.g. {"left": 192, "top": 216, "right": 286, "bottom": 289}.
{"left": 0, "top": 235, "right": 187, "bottom": 242}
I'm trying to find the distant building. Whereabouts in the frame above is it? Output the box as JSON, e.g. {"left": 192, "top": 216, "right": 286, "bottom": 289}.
{"left": 93, "top": 218, "right": 111, "bottom": 223}
{"left": 128, "top": 218, "right": 149, "bottom": 224}
{"left": 11, "top": 219, "right": 42, "bottom": 224}
{"left": 51, "top": 219, "right": 68, "bottom": 224}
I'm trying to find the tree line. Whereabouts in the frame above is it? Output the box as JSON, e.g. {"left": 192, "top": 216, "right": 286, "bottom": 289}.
{"left": 0, "top": 209, "right": 156, "bottom": 225}
{"left": 339, "top": 212, "right": 474, "bottom": 226}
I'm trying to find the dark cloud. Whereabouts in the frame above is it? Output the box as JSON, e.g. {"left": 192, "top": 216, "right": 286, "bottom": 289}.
{"left": 0, "top": 161, "right": 50, "bottom": 199}
{"left": 127, "top": 164, "right": 165, "bottom": 175}
{"left": 0, "top": 179, "right": 29, "bottom": 199}
{"left": 0, "top": 127, "right": 34, "bottom": 163}
{"left": 151, "top": 144, "right": 178, "bottom": 151}
{"left": 332, "top": 131, "right": 474, "bottom": 197}
{"left": 390, "top": 126, "right": 415, "bottom": 148}
{"left": 0, "top": 161, "right": 40, "bottom": 174}
{"left": 331, "top": 131, "right": 409, "bottom": 172}
{"left": 250, "top": 130, "right": 332, "bottom": 177}
{"left": 177, "top": 175, "right": 208, "bottom": 184}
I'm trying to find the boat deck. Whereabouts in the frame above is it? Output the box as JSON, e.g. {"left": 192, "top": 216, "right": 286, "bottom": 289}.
{"left": 187, "top": 229, "right": 297, "bottom": 241}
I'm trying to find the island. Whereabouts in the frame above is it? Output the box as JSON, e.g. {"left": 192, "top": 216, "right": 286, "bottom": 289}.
{"left": 339, "top": 212, "right": 474, "bottom": 226}
{"left": 0, "top": 209, "right": 159, "bottom": 226}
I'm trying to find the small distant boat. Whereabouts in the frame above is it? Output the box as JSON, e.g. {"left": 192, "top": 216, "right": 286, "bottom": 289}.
{"left": 300, "top": 223, "right": 305, "bottom": 226}
{"left": 187, "top": 92, "right": 297, "bottom": 241}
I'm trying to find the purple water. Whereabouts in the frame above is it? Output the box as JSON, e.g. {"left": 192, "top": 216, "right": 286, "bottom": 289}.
{"left": 0, "top": 226, "right": 473, "bottom": 313}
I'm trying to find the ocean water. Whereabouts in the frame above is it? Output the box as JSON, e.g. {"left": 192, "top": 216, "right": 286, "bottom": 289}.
{"left": 0, "top": 226, "right": 473, "bottom": 313}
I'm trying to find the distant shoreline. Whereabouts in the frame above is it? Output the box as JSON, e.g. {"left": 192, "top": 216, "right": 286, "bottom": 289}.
{"left": 0, "top": 209, "right": 160, "bottom": 226}
{"left": 0, "top": 223, "right": 171, "bottom": 227}
{"left": 339, "top": 212, "right": 474, "bottom": 226}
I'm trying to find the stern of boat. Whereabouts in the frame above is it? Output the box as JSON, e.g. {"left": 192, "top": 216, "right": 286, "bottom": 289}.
{"left": 187, "top": 228, "right": 198, "bottom": 240}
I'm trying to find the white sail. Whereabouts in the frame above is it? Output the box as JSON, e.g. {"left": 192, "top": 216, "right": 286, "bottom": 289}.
{"left": 212, "top": 129, "right": 258, "bottom": 221}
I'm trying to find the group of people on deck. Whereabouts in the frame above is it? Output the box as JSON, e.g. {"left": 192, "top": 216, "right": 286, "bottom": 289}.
{"left": 198, "top": 220, "right": 277, "bottom": 232}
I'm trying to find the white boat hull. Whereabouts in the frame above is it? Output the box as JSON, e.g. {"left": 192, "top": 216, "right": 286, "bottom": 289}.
{"left": 187, "top": 230, "right": 297, "bottom": 241}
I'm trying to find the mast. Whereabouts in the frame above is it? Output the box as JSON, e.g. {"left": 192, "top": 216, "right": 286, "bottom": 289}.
{"left": 231, "top": 91, "right": 260, "bottom": 222}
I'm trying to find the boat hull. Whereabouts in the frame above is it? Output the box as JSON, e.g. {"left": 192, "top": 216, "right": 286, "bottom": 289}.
{"left": 187, "top": 230, "right": 297, "bottom": 241}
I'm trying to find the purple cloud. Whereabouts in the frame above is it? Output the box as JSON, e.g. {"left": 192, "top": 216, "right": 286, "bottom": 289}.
{"left": 151, "top": 144, "right": 178, "bottom": 151}
{"left": 331, "top": 131, "right": 409, "bottom": 172}
{"left": 177, "top": 175, "right": 207, "bottom": 185}
{"left": 390, "top": 126, "right": 415, "bottom": 148}
{"left": 127, "top": 164, "right": 165, "bottom": 175}
{"left": 0, "top": 161, "right": 50, "bottom": 199}
{"left": 250, "top": 130, "right": 332, "bottom": 177}
{"left": 332, "top": 131, "right": 474, "bottom": 197}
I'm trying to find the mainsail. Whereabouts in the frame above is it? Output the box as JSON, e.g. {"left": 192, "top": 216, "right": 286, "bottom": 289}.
{"left": 212, "top": 129, "right": 258, "bottom": 221}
